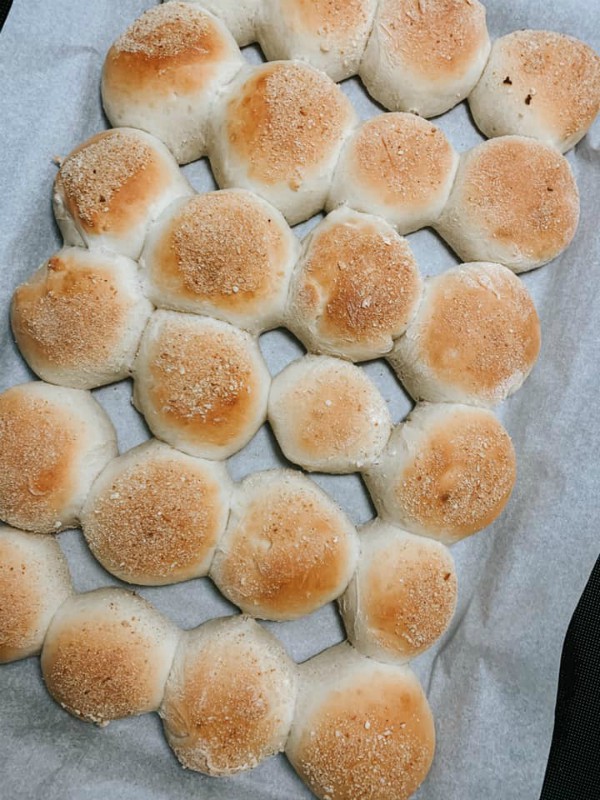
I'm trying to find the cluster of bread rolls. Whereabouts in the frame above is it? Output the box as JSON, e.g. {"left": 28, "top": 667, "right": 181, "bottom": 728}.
{"left": 2, "top": 1, "right": 600, "bottom": 798}
{"left": 0, "top": 529, "right": 435, "bottom": 798}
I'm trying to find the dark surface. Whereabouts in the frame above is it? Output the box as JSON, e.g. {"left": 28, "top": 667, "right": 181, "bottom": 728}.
{"left": 540, "top": 556, "right": 600, "bottom": 799}
{"left": 0, "top": 0, "right": 13, "bottom": 31}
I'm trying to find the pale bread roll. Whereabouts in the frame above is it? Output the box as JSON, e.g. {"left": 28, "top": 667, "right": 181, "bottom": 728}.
{"left": 81, "top": 440, "right": 232, "bottom": 586}
{"left": 327, "top": 113, "right": 458, "bottom": 234}
{"left": 0, "top": 526, "right": 73, "bottom": 664}
{"left": 469, "top": 30, "right": 600, "bottom": 153}
{"left": 11, "top": 247, "right": 153, "bottom": 390}
{"left": 339, "top": 519, "right": 457, "bottom": 664}
{"left": 172, "top": 0, "right": 261, "bottom": 46}
{"left": 286, "top": 642, "right": 435, "bottom": 800}
{"left": 102, "top": 4, "right": 244, "bottom": 165}
{"left": 435, "top": 136, "right": 580, "bottom": 272}
{"left": 53, "top": 128, "right": 193, "bottom": 260}
{"left": 160, "top": 616, "right": 297, "bottom": 775}
{"left": 286, "top": 207, "right": 422, "bottom": 361}
{"left": 388, "top": 262, "right": 541, "bottom": 406}
{"left": 268, "top": 356, "right": 391, "bottom": 473}
{"left": 208, "top": 61, "right": 358, "bottom": 225}
{"left": 41, "top": 588, "right": 180, "bottom": 724}
{"left": 210, "top": 469, "right": 359, "bottom": 619}
{"left": 0, "top": 382, "right": 118, "bottom": 534}
{"left": 133, "top": 311, "right": 270, "bottom": 459}
{"left": 259, "top": 0, "right": 378, "bottom": 82}
{"left": 363, "top": 404, "right": 516, "bottom": 544}
{"left": 140, "top": 189, "right": 299, "bottom": 333}
{"left": 359, "top": 0, "right": 490, "bottom": 117}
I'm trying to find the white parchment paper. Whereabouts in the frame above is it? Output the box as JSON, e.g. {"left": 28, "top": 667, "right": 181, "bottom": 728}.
{"left": 1, "top": 1, "right": 599, "bottom": 798}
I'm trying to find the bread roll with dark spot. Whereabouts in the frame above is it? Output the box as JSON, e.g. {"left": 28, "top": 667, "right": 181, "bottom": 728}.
{"left": 0, "top": 525, "right": 73, "bottom": 663}
{"left": 210, "top": 469, "right": 359, "bottom": 619}
{"left": 102, "top": 4, "right": 244, "bottom": 164}
{"left": 41, "top": 588, "right": 179, "bottom": 724}
{"left": 140, "top": 189, "right": 299, "bottom": 333}
{"left": 0, "top": 382, "right": 117, "bottom": 533}
{"left": 339, "top": 519, "right": 457, "bottom": 663}
{"left": 81, "top": 440, "right": 232, "bottom": 586}
{"left": 388, "top": 262, "right": 541, "bottom": 406}
{"left": 208, "top": 60, "right": 358, "bottom": 225}
{"left": 469, "top": 30, "right": 600, "bottom": 153}
{"left": 259, "top": 0, "right": 378, "bottom": 82}
{"left": 268, "top": 356, "right": 391, "bottom": 473}
{"left": 286, "top": 207, "right": 422, "bottom": 361}
{"left": 175, "top": 0, "right": 261, "bottom": 46}
{"left": 53, "top": 128, "right": 193, "bottom": 260}
{"left": 133, "top": 311, "right": 270, "bottom": 459}
{"left": 160, "top": 615, "right": 297, "bottom": 774}
{"left": 360, "top": 0, "right": 490, "bottom": 117}
{"left": 435, "top": 136, "right": 579, "bottom": 272}
{"left": 328, "top": 113, "right": 458, "bottom": 234}
{"left": 11, "top": 247, "right": 152, "bottom": 390}
{"left": 286, "top": 642, "right": 435, "bottom": 800}
{"left": 363, "top": 403, "right": 516, "bottom": 544}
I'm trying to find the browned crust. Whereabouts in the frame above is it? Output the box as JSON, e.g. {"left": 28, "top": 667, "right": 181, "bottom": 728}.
{"left": 103, "top": 3, "right": 234, "bottom": 98}
{"left": 225, "top": 62, "right": 354, "bottom": 186}
{"left": 294, "top": 672, "right": 435, "bottom": 800}
{"left": 143, "top": 317, "right": 264, "bottom": 448}
{"left": 43, "top": 607, "right": 165, "bottom": 722}
{"left": 349, "top": 114, "right": 456, "bottom": 209}
{"left": 376, "top": 0, "right": 488, "bottom": 81}
{"left": 395, "top": 408, "right": 516, "bottom": 540}
{"left": 295, "top": 216, "right": 420, "bottom": 350}
{"left": 280, "top": 0, "right": 372, "bottom": 39}
{"left": 55, "top": 130, "right": 170, "bottom": 236}
{"left": 11, "top": 253, "right": 130, "bottom": 371}
{"left": 151, "top": 193, "right": 289, "bottom": 312}
{"left": 0, "top": 388, "right": 81, "bottom": 531}
{"left": 162, "top": 634, "right": 290, "bottom": 772}
{"left": 84, "top": 457, "right": 225, "bottom": 582}
{"left": 362, "top": 538, "right": 457, "bottom": 654}
{"left": 461, "top": 138, "right": 579, "bottom": 263}
{"left": 420, "top": 265, "right": 541, "bottom": 400}
{"left": 216, "top": 478, "right": 354, "bottom": 617}
{"left": 491, "top": 31, "right": 600, "bottom": 142}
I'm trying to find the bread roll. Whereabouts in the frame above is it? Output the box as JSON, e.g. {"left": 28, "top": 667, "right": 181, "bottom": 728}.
{"left": 388, "top": 262, "right": 541, "bottom": 406}
{"left": 41, "top": 588, "right": 179, "bottom": 724}
{"left": 360, "top": 0, "right": 490, "bottom": 117}
{"left": 286, "top": 207, "right": 422, "bottom": 361}
{"left": 208, "top": 61, "right": 357, "bottom": 225}
{"left": 11, "top": 247, "right": 152, "bottom": 390}
{"left": 259, "top": 0, "right": 378, "bottom": 82}
{"left": 436, "top": 136, "right": 580, "bottom": 272}
{"left": 102, "top": 4, "right": 244, "bottom": 164}
{"left": 0, "top": 382, "right": 118, "bottom": 533}
{"left": 327, "top": 113, "right": 458, "bottom": 234}
{"left": 363, "top": 404, "right": 516, "bottom": 544}
{"left": 210, "top": 469, "right": 359, "bottom": 619}
{"left": 469, "top": 30, "right": 600, "bottom": 153}
{"left": 174, "top": 0, "right": 261, "bottom": 46}
{"left": 0, "top": 525, "right": 73, "bottom": 663}
{"left": 53, "top": 128, "right": 193, "bottom": 260}
{"left": 81, "top": 440, "right": 232, "bottom": 586}
{"left": 286, "top": 642, "right": 435, "bottom": 800}
{"left": 133, "top": 311, "right": 270, "bottom": 459}
{"left": 140, "top": 189, "right": 299, "bottom": 332}
{"left": 339, "top": 519, "right": 456, "bottom": 664}
{"left": 160, "top": 615, "right": 297, "bottom": 774}
{"left": 268, "top": 356, "right": 391, "bottom": 473}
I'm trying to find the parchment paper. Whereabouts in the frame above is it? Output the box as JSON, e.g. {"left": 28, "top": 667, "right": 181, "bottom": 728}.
{"left": 1, "top": 2, "right": 599, "bottom": 798}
